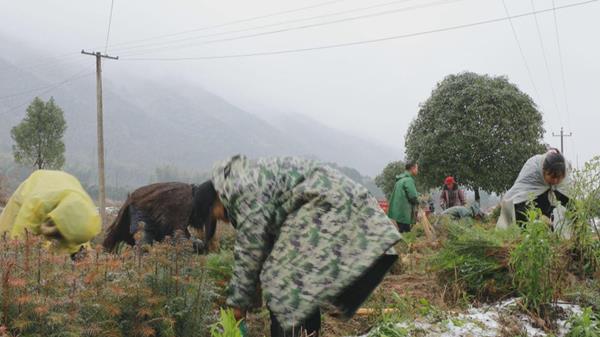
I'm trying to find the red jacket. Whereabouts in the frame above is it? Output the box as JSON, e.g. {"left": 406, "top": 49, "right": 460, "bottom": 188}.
{"left": 440, "top": 185, "right": 465, "bottom": 209}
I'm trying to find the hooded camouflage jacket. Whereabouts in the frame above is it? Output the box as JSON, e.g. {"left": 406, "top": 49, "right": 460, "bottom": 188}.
{"left": 211, "top": 155, "right": 401, "bottom": 329}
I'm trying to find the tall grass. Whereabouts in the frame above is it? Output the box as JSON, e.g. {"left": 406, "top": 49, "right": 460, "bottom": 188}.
{"left": 567, "top": 156, "right": 600, "bottom": 276}
{"left": 509, "top": 206, "right": 562, "bottom": 317}
{"left": 431, "top": 222, "right": 521, "bottom": 302}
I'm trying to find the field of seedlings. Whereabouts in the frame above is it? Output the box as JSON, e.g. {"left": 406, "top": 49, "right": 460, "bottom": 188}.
{"left": 0, "top": 158, "right": 599, "bottom": 337}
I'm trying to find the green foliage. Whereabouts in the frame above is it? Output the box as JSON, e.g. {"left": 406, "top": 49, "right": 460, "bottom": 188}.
{"left": 10, "top": 97, "right": 67, "bottom": 169}
{"left": 210, "top": 309, "right": 242, "bottom": 337}
{"left": 375, "top": 161, "right": 405, "bottom": 199}
{"left": 206, "top": 251, "right": 234, "bottom": 286}
{"left": 509, "top": 207, "right": 559, "bottom": 315}
{"left": 367, "top": 322, "right": 409, "bottom": 337}
{"left": 0, "top": 236, "right": 217, "bottom": 337}
{"left": 432, "top": 222, "right": 521, "bottom": 301}
{"left": 567, "top": 156, "right": 600, "bottom": 276}
{"left": 565, "top": 280, "right": 600, "bottom": 314}
{"left": 405, "top": 72, "right": 546, "bottom": 194}
{"left": 566, "top": 307, "right": 600, "bottom": 337}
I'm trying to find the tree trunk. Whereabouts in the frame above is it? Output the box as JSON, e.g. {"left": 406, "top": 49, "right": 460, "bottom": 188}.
{"left": 474, "top": 188, "right": 481, "bottom": 202}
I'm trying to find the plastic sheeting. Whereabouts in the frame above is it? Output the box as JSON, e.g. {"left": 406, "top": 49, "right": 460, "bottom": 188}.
{"left": 0, "top": 170, "right": 101, "bottom": 253}
{"left": 497, "top": 153, "right": 571, "bottom": 230}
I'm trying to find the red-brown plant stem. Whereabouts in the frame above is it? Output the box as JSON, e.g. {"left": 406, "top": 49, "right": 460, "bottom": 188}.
{"left": 2, "top": 261, "right": 14, "bottom": 326}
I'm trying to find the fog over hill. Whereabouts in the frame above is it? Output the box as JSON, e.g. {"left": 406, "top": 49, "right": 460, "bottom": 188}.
{"left": 0, "top": 38, "right": 401, "bottom": 192}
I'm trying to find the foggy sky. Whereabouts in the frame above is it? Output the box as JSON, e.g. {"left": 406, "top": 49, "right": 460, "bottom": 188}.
{"left": 1, "top": 0, "right": 598, "bottom": 168}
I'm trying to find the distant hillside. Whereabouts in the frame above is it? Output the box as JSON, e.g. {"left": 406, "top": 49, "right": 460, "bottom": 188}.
{"left": 0, "top": 37, "right": 401, "bottom": 187}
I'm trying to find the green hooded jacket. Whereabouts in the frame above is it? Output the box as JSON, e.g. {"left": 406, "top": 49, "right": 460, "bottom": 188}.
{"left": 387, "top": 172, "right": 418, "bottom": 225}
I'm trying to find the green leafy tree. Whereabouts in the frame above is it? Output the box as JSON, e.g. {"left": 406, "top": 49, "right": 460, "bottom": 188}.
{"left": 11, "top": 97, "right": 67, "bottom": 169}
{"left": 375, "top": 160, "right": 405, "bottom": 199}
{"left": 405, "top": 72, "right": 546, "bottom": 199}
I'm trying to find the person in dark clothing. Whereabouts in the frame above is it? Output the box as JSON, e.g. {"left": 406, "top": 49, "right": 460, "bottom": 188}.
{"left": 439, "top": 176, "right": 466, "bottom": 210}
{"left": 497, "top": 149, "right": 572, "bottom": 229}
{"left": 513, "top": 189, "right": 570, "bottom": 225}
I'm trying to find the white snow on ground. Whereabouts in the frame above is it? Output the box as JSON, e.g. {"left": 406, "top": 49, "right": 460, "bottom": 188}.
{"left": 357, "top": 299, "right": 583, "bottom": 337}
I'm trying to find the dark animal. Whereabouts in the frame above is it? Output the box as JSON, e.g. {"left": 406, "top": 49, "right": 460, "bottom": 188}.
{"left": 103, "top": 182, "right": 215, "bottom": 252}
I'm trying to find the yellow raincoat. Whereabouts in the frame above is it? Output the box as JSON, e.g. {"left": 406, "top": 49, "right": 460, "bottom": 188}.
{"left": 0, "top": 170, "right": 101, "bottom": 253}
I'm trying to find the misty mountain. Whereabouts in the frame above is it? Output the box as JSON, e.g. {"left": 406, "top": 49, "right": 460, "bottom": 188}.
{"left": 0, "top": 39, "right": 400, "bottom": 186}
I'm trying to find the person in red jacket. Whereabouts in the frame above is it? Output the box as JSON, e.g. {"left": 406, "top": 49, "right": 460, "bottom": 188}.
{"left": 439, "top": 176, "right": 465, "bottom": 210}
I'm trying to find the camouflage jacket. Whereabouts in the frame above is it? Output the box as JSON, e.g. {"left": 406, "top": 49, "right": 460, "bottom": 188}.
{"left": 211, "top": 155, "right": 401, "bottom": 329}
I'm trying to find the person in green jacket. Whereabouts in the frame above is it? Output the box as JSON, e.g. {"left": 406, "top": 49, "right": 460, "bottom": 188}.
{"left": 387, "top": 161, "right": 419, "bottom": 233}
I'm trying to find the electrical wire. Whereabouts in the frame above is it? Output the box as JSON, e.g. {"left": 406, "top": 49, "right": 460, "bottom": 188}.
{"left": 118, "top": 0, "right": 464, "bottom": 57}
{"left": 500, "top": 0, "right": 540, "bottom": 101}
{"left": 0, "top": 70, "right": 94, "bottom": 117}
{"left": 105, "top": 0, "right": 116, "bottom": 54}
{"left": 530, "top": 0, "right": 562, "bottom": 122}
{"left": 551, "top": 0, "right": 571, "bottom": 127}
{"left": 111, "top": 0, "right": 456, "bottom": 55}
{"left": 120, "top": 0, "right": 599, "bottom": 61}
{"left": 101, "top": 0, "right": 351, "bottom": 51}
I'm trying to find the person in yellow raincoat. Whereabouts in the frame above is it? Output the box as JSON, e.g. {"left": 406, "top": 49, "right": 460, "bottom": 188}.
{"left": 0, "top": 170, "right": 101, "bottom": 254}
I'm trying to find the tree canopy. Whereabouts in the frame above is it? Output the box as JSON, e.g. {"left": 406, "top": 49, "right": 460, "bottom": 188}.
{"left": 405, "top": 72, "right": 546, "bottom": 196}
{"left": 375, "top": 160, "right": 405, "bottom": 199}
{"left": 11, "top": 97, "right": 67, "bottom": 169}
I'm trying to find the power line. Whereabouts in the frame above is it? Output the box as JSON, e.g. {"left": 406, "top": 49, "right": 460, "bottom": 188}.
{"left": 105, "top": 0, "right": 116, "bottom": 54}
{"left": 0, "top": 60, "right": 91, "bottom": 101}
{"left": 530, "top": 0, "right": 562, "bottom": 122}
{"left": 121, "top": 0, "right": 599, "bottom": 61}
{"left": 113, "top": 0, "right": 458, "bottom": 56}
{"left": 0, "top": 70, "right": 94, "bottom": 117}
{"left": 3, "top": 1, "right": 351, "bottom": 70}
{"left": 500, "top": 0, "right": 540, "bottom": 101}
{"left": 119, "top": 0, "right": 463, "bottom": 58}
{"left": 102, "top": 0, "right": 351, "bottom": 51}
{"left": 551, "top": 0, "right": 575, "bottom": 162}
{"left": 7, "top": 53, "right": 82, "bottom": 73}
{"left": 551, "top": 0, "right": 571, "bottom": 127}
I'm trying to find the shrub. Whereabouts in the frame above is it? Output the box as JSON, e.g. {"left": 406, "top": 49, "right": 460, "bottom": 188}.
{"left": 567, "top": 156, "right": 600, "bottom": 276}
{"left": 566, "top": 307, "right": 600, "bottom": 337}
{"left": 509, "top": 206, "right": 562, "bottom": 317}
{"left": 210, "top": 308, "right": 242, "bottom": 337}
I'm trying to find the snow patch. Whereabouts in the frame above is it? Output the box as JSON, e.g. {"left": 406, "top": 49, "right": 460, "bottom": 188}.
{"left": 356, "top": 299, "right": 583, "bottom": 337}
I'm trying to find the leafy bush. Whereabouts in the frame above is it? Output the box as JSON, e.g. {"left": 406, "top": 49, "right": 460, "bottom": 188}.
{"left": 206, "top": 251, "right": 234, "bottom": 288}
{"left": 210, "top": 309, "right": 242, "bottom": 337}
{"left": 566, "top": 307, "right": 600, "bottom": 337}
{"left": 567, "top": 156, "right": 600, "bottom": 276}
{"left": 565, "top": 280, "right": 600, "bottom": 313}
{"left": 509, "top": 207, "right": 562, "bottom": 317}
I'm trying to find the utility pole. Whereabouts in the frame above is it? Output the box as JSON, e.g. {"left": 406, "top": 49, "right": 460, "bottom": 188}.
{"left": 81, "top": 50, "right": 118, "bottom": 225}
{"left": 552, "top": 127, "right": 572, "bottom": 154}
